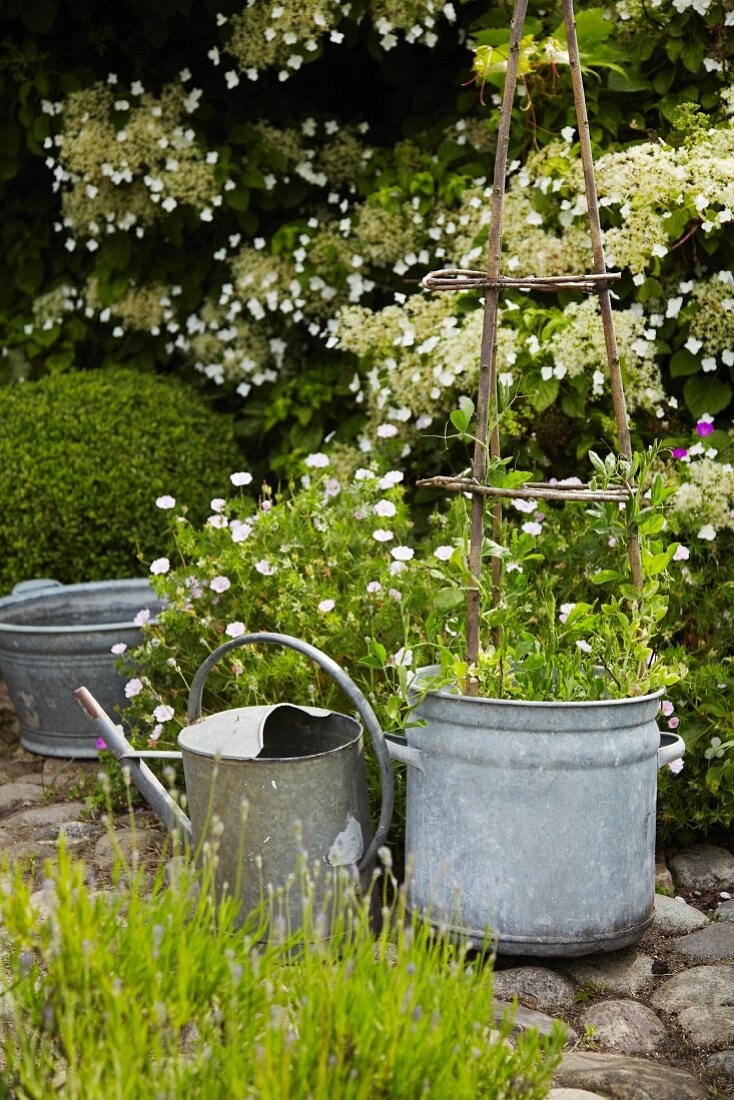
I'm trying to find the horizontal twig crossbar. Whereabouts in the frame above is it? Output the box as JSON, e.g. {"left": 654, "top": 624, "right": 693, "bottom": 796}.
{"left": 416, "top": 474, "right": 630, "bottom": 503}
{"left": 421, "top": 268, "right": 621, "bottom": 294}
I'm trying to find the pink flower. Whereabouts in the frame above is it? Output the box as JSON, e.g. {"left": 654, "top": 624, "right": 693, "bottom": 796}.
{"left": 155, "top": 495, "right": 176, "bottom": 509}
{"left": 661, "top": 700, "right": 675, "bottom": 717}
{"left": 393, "top": 647, "right": 413, "bottom": 667}
{"left": 388, "top": 588, "right": 402, "bottom": 601}
{"left": 150, "top": 557, "right": 170, "bottom": 575}
{"left": 559, "top": 603, "right": 575, "bottom": 624}
{"left": 378, "top": 470, "right": 403, "bottom": 490}
{"left": 95, "top": 737, "right": 106, "bottom": 750}
{"left": 415, "top": 415, "right": 432, "bottom": 430}
{"left": 377, "top": 424, "right": 398, "bottom": 438}
{"left": 150, "top": 724, "right": 163, "bottom": 743}
{"left": 153, "top": 704, "right": 174, "bottom": 723}
{"left": 225, "top": 621, "right": 246, "bottom": 637}
{"left": 576, "top": 640, "right": 592, "bottom": 654}
{"left": 391, "top": 546, "right": 414, "bottom": 562}
{"left": 254, "top": 560, "right": 276, "bottom": 576}
{"left": 318, "top": 598, "right": 335, "bottom": 612}
{"left": 110, "top": 643, "right": 127, "bottom": 655}
{"left": 522, "top": 521, "right": 543, "bottom": 537}
{"left": 210, "top": 497, "right": 226, "bottom": 513}
{"left": 230, "top": 471, "right": 253, "bottom": 486}
{"left": 366, "top": 581, "right": 382, "bottom": 594}
{"left": 433, "top": 545, "right": 453, "bottom": 561}
{"left": 671, "top": 448, "right": 688, "bottom": 459}
{"left": 304, "top": 452, "right": 329, "bottom": 468}
{"left": 390, "top": 561, "right": 406, "bottom": 575}
{"left": 210, "top": 575, "right": 231, "bottom": 594}
{"left": 374, "top": 499, "right": 397, "bottom": 518}
{"left": 207, "top": 514, "right": 228, "bottom": 529}
{"left": 696, "top": 419, "right": 715, "bottom": 437}
{"left": 125, "top": 678, "right": 143, "bottom": 698}
{"left": 668, "top": 758, "right": 684, "bottom": 774}
{"left": 668, "top": 716, "right": 680, "bottom": 730}
{"left": 673, "top": 545, "right": 690, "bottom": 561}
{"left": 324, "top": 479, "right": 341, "bottom": 497}
{"left": 231, "top": 521, "right": 252, "bottom": 543}
{"left": 133, "top": 608, "right": 151, "bottom": 627}
{"left": 372, "top": 529, "right": 394, "bottom": 542}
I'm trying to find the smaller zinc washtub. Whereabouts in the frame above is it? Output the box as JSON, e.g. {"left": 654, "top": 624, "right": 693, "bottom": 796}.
{"left": 0, "top": 579, "right": 161, "bottom": 758}
{"left": 386, "top": 668, "right": 685, "bottom": 957}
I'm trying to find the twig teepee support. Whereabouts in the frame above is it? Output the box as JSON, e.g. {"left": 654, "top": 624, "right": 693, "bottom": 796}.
{"left": 466, "top": 0, "right": 530, "bottom": 686}
{"left": 419, "top": 0, "right": 644, "bottom": 689}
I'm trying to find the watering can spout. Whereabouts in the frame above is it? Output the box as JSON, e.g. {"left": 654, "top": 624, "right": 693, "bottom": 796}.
{"left": 74, "top": 687, "right": 193, "bottom": 845}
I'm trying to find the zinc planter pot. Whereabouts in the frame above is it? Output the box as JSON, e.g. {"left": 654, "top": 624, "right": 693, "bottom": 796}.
{"left": 386, "top": 667, "right": 685, "bottom": 958}
{"left": 0, "top": 578, "right": 162, "bottom": 758}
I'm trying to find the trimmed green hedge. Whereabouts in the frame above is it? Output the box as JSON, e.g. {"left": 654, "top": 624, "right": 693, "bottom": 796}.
{"left": 0, "top": 368, "right": 241, "bottom": 592}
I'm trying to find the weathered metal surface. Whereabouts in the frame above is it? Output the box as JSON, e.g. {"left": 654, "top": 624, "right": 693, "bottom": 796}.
{"left": 0, "top": 579, "right": 161, "bottom": 757}
{"left": 388, "top": 669, "right": 683, "bottom": 957}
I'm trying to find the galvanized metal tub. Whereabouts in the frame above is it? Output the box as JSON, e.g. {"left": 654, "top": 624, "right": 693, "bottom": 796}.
{"left": 389, "top": 668, "right": 684, "bottom": 957}
{"left": 0, "top": 578, "right": 161, "bottom": 757}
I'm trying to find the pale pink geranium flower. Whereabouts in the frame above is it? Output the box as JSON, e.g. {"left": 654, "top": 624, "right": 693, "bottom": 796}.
{"left": 374, "top": 499, "right": 397, "bottom": 518}
{"left": 155, "top": 495, "right": 176, "bottom": 510}
{"left": 559, "top": 603, "right": 576, "bottom": 624}
{"left": 318, "top": 598, "right": 335, "bottom": 613}
{"left": 372, "top": 529, "right": 394, "bottom": 543}
{"left": 388, "top": 588, "right": 402, "bottom": 601}
{"left": 225, "top": 621, "right": 246, "bottom": 638}
{"left": 391, "top": 546, "right": 414, "bottom": 562}
{"left": 133, "top": 608, "right": 151, "bottom": 627}
{"left": 522, "top": 521, "right": 543, "bottom": 537}
{"left": 207, "top": 514, "right": 228, "bottom": 529}
{"left": 668, "top": 758, "right": 684, "bottom": 774}
{"left": 110, "top": 643, "right": 127, "bottom": 655}
{"left": 661, "top": 700, "right": 675, "bottom": 717}
{"left": 377, "top": 424, "right": 398, "bottom": 439}
{"left": 366, "top": 581, "right": 382, "bottom": 594}
{"left": 149, "top": 724, "right": 163, "bottom": 743}
{"left": 153, "top": 704, "right": 174, "bottom": 723}
{"left": 230, "top": 471, "right": 253, "bottom": 486}
{"left": 673, "top": 545, "right": 690, "bottom": 561}
{"left": 433, "top": 545, "right": 453, "bottom": 561}
{"left": 668, "top": 717, "right": 680, "bottom": 730}
{"left": 210, "top": 575, "right": 231, "bottom": 594}
{"left": 125, "top": 678, "right": 143, "bottom": 698}
{"left": 378, "top": 470, "right": 403, "bottom": 490}
{"left": 393, "top": 647, "right": 413, "bottom": 667}
{"left": 324, "top": 479, "right": 341, "bottom": 498}
{"left": 231, "top": 522, "right": 252, "bottom": 544}
{"left": 390, "top": 562, "right": 405, "bottom": 575}
{"left": 210, "top": 497, "right": 226, "bottom": 513}
{"left": 415, "top": 415, "right": 432, "bottom": 430}
{"left": 150, "top": 557, "right": 170, "bottom": 575}
{"left": 304, "top": 452, "right": 329, "bottom": 468}
{"left": 255, "top": 560, "right": 276, "bottom": 576}
{"left": 576, "top": 640, "right": 592, "bottom": 654}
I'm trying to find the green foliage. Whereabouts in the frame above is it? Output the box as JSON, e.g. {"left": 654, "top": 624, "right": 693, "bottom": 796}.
{"left": 657, "top": 659, "right": 734, "bottom": 843}
{"left": 0, "top": 368, "right": 241, "bottom": 593}
{"left": 415, "top": 446, "right": 684, "bottom": 701}
{"left": 0, "top": 841, "right": 565, "bottom": 1098}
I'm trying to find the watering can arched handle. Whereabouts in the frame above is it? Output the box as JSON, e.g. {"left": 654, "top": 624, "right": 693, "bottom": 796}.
{"left": 187, "top": 632, "right": 394, "bottom": 873}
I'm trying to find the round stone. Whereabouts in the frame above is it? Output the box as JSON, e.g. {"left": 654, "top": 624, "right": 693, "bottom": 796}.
{"left": 653, "top": 893, "right": 709, "bottom": 935}
{"left": 492, "top": 965, "right": 577, "bottom": 1011}
{"left": 580, "top": 999, "right": 666, "bottom": 1055}
{"left": 652, "top": 964, "right": 734, "bottom": 1011}
{"left": 669, "top": 845, "right": 734, "bottom": 892}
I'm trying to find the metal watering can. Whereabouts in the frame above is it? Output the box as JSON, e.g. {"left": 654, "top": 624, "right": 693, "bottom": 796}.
{"left": 75, "top": 633, "right": 394, "bottom": 927}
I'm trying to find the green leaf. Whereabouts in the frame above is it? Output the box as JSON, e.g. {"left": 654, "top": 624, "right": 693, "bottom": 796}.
{"left": 434, "top": 588, "right": 465, "bottom": 612}
{"left": 670, "top": 349, "right": 701, "bottom": 378}
{"left": 683, "top": 376, "right": 733, "bottom": 418}
{"left": 591, "top": 570, "right": 624, "bottom": 585}
{"left": 528, "top": 375, "right": 559, "bottom": 412}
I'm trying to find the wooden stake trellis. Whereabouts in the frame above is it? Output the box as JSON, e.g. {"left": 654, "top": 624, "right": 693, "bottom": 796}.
{"left": 417, "top": 0, "right": 644, "bottom": 693}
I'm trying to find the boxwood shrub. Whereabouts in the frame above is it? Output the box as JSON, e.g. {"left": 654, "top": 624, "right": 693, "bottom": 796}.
{"left": 0, "top": 368, "right": 241, "bottom": 593}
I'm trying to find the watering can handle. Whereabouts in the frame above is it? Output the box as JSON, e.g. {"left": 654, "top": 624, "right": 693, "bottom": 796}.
{"left": 187, "top": 632, "right": 394, "bottom": 873}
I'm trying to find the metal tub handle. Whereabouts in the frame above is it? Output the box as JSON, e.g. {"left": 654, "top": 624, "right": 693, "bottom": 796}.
{"left": 187, "top": 632, "right": 394, "bottom": 873}
{"left": 658, "top": 731, "right": 685, "bottom": 769}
